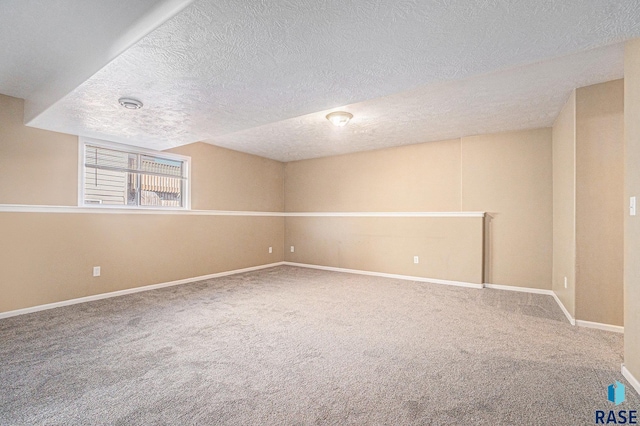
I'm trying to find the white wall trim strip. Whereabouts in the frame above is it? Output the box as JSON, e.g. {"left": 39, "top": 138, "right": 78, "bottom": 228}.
{"left": 575, "top": 320, "right": 624, "bottom": 333}
{"left": 0, "top": 204, "right": 284, "bottom": 216}
{"left": 283, "top": 262, "right": 484, "bottom": 289}
{"left": 0, "top": 204, "right": 485, "bottom": 218}
{"left": 551, "top": 291, "right": 576, "bottom": 326}
{"left": 483, "top": 283, "right": 554, "bottom": 295}
{"left": 622, "top": 365, "right": 640, "bottom": 397}
{"left": 284, "top": 211, "right": 485, "bottom": 218}
{"left": 0, "top": 262, "right": 285, "bottom": 320}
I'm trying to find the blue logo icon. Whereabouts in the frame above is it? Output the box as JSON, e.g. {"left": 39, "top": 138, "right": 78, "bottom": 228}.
{"left": 608, "top": 381, "right": 626, "bottom": 406}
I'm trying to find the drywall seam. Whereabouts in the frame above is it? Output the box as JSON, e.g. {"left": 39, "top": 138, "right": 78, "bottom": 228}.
{"left": 0, "top": 262, "right": 285, "bottom": 320}
{"left": 460, "top": 138, "right": 463, "bottom": 210}
{"left": 283, "top": 262, "right": 484, "bottom": 289}
{"left": 572, "top": 91, "right": 578, "bottom": 319}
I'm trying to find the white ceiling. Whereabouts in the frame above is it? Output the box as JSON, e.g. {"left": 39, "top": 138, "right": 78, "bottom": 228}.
{"left": 0, "top": 0, "right": 195, "bottom": 123}
{"left": 213, "top": 44, "right": 625, "bottom": 161}
{"left": 2, "top": 0, "right": 640, "bottom": 161}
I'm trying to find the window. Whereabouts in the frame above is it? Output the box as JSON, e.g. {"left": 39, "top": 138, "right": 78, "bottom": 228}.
{"left": 79, "top": 138, "right": 190, "bottom": 209}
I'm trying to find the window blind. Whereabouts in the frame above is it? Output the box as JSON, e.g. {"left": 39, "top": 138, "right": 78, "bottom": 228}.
{"left": 83, "top": 144, "right": 187, "bottom": 208}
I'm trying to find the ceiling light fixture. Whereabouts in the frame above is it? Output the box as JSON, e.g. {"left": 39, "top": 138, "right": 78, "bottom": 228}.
{"left": 326, "top": 111, "right": 353, "bottom": 127}
{"left": 118, "top": 97, "right": 143, "bottom": 110}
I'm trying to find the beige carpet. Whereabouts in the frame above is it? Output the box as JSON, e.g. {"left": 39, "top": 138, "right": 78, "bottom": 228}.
{"left": 0, "top": 266, "right": 637, "bottom": 425}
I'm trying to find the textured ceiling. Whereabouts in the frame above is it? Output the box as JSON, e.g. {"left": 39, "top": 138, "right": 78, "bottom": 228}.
{"left": 9, "top": 0, "right": 640, "bottom": 161}
{"left": 0, "top": 0, "right": 195, "bottom": 122}
{"left": 212, "top": 44, "right": 624, "bottom": 161}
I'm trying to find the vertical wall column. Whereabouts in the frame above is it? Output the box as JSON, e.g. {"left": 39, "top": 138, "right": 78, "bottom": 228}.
{"left": 575, "top": 80, "right": 624, "bottom": 326}
{"left": 551, "top": 80, "right": 624, "bottom": 327}
{"left": 623, "top": 39, "right": 640, "bottom": 392}
{"left": 552, "top": 91, "right": 576, "bottom": 319}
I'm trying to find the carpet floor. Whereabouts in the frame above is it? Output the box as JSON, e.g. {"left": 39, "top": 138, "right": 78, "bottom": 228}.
{"left": 0, "top": 266, "right": 637, "bottom": 425}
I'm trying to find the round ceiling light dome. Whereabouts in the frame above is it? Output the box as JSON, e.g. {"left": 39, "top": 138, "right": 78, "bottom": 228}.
{"left": 326, "top": 111, "right": 353, "bottom": 127}
{"left": 118, "top": 97, "right": 143, "bottom": 110}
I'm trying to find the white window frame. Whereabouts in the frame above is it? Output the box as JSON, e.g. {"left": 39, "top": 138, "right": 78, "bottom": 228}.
{"left": 78, "top": 137, "right": 191, "bottom": 210}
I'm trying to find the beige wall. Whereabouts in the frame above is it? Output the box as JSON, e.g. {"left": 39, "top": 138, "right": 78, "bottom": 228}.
{"left": 552, "top": 91, "right": 576, "bottom": 317}
{"left": 551, "top": 80, "right": 625, "bottom": 327}
{"left": 0, "top": 93, "right": 284, "bottom": 212}
{"left": 624, "top": 39, "right": 640, "bottom": 384}
{"left": 0, "top": 213, "right": 284, "bottom": 313}
{"left": 1, "top": 75, "right": 628, "bottom": 329}
{"left": 285, "top": 216, "right": 483, "bottom": 284}
{"left": 0, "top": 94, "right": 78, "bottom": 205}
{"left": 168, "top": 142, "right": 284, "bottom": 212}
{"left": 0, "top": 96, "right": 287, "bottom": 314}
{"left": 284, "top": 139, "right": 461, "bottom": 212}
{"left": 575, "top": 80, "right": 624, "bottom": 325}
{"left": 461, "top": 129, "right": 553, "bottom": 289}
{"left": 285, "top": 129, "right": 553, "bottom": 289}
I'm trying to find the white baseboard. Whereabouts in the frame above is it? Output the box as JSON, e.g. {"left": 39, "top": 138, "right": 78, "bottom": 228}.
{"left": 0, "top": 262, "right": 285, "bottom": 320}
{"left": 483, "top": 283, "right": 554, "bottom": 295}
{"left": 482, "top": 283, "right": 579, "bottom": 327}
{"left": 622, "top": 364, "right": 640, "bottom": 397}
{"left": 3, "top": 262, "right": 625, "bottom": 336}
{"left": 551, "top": 292, "right": 576, "bottom": 326}
{"left": 482, "top": 285, "right": 622, "bottom": 332}
{"left": 282, "top": 266, "right": 619, "bottom": 331}
{"left": 282, "top": 262, "right": 484, "bottom": 289}
{"left": 575, "top": 320, "right": 624, "bottom": 333}
{"left": 478, "top": 282, "right": 579, "bottom": 328}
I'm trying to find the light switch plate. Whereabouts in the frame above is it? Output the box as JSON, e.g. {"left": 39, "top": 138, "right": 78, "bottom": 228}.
{"left": 631, "top": 196, "right": 637, "bottom": 216}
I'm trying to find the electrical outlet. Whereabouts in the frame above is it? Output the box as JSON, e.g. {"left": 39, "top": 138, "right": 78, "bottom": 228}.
{"left": 413, "top": 256, "right": 419, "bottom": 264}
{"left": 93, "top": 266, "right": 101, "bottom": 277}
{"left": 564, "top": 276, "right": 568, "bottom": 289}
{"left": 290, "top": 246, "right": 295, "bottom": 253}
{"left": 269, "top": 246, "right": 273, "bottom": 254}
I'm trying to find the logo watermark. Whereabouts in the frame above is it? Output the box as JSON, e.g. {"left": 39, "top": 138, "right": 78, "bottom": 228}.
{"left": 609, "top": 381, "right": 627, "bottom": 406}
{"left": 596, "top": 381, "right": 637, "bottom": 424}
